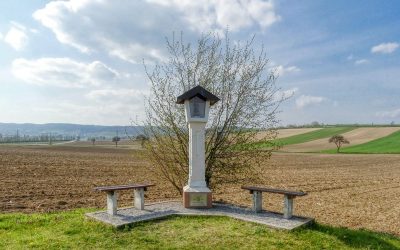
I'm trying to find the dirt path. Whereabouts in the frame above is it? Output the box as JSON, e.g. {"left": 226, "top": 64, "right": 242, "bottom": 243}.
{"left": 282, "top": 127, "right": 400, "bottom": 152}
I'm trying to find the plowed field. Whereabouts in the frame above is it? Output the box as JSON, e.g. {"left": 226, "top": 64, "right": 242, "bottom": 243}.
{"left": 1, "top": 144, "right": 399, "bottom": 235}
{"left": 282, "top": 127, "right": 400, "bottom": 152}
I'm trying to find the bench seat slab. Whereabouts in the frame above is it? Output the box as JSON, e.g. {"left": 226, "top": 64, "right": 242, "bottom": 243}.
{"left": 95, "top": 184, "right": 154, "bottom": 192}
{"left": 242, "top": 186, "right": 306, "bottom": 197}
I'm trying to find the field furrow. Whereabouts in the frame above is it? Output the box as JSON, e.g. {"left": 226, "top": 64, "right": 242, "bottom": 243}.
{"left": 1, "top": 145, "right": 400, "bottom": 235}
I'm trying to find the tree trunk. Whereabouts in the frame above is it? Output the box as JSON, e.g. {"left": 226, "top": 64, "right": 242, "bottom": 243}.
{"left": 337, "top": 142, "right": 341, "bottom": 153}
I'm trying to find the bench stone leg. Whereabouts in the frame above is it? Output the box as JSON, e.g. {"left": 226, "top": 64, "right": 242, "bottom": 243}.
{"left": 134, "top": 188, "right": 145, "bottom": 210}
{"left": 252, "top": 191, "right": 263, "bottom": 213}
{"left": 283, "top": 195, "right": 294, "bottom": 219}
{"left": 106, "top": 191, "right": 117, "bottom": 216}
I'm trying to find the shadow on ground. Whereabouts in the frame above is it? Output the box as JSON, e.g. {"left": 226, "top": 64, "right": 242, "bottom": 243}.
{"left": 306, "top": 223, "right": 399, "bottom": 250}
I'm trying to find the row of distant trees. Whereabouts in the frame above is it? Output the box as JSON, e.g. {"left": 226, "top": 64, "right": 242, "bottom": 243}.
{"left": 87, "top": 134, "right": 149, "bottom": 147}
{"left": 282, "top": 121, "right": 397, "bottom": 128}
{"left": 0, "top": 134, "right": 76, "bottom": 144}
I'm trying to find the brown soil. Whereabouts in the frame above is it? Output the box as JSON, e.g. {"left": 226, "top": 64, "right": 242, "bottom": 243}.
{"left": 0, "top": 144, "right": 177, "bottom": 213}
{"left": 283, "top": 127, "right": 400, "bottom": 152}
{"left": 1, "top": 144, "right": 399, "bottom": 235}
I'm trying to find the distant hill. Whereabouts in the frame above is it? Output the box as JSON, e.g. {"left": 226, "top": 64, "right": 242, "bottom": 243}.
{"left": 0, "top": 123, "right": 144, "bottom": 138}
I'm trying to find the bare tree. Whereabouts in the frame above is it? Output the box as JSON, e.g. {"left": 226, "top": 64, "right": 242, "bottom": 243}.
{"left": 136, "top": 134, "right": 149, "bottom": 148}
{"left": 112, "top": 136, "right": 120, "bottom": 147}
{"left": 142, "top": 32, "right": 284, "bottom": 194}
{"left": 311, "top": 121, "right": 320, "bottom": 127}
{"left": 329, "top": 135, "right": 350, "bottom": 152}
{"left": 91, "top": 137, "right": 96, "bottom": 146}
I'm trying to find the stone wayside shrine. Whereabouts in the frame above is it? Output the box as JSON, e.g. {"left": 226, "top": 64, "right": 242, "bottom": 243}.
{"left": 176, "top": 85, "right": 220, "bottom": 208}
{"left": 86, "top": 85, "right": 313, "bottom": 231}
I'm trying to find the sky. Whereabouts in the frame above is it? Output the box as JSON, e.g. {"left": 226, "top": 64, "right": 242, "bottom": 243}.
{"left": 0, "top": 0, "right": 399, "bottom": 126}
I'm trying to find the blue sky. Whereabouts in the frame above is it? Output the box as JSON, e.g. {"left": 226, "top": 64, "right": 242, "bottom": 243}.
{"left": 0, "top": 0, "right": 399, "bottom": 126}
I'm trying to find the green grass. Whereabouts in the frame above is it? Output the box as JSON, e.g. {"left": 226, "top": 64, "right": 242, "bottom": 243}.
{"left": 277, "top": 127, "right": 355, "bottom": 146}
{"left": 255, "top": 127, "right": 355, "bottom": 149}
{"left": 1, "top": 209, "right": 399, "bottom": 249}
{"left": 324, "top": 130, "right": 400, "bottom": 154}
{"left": 272, "top": 127, "right": 355, "bottom": 147}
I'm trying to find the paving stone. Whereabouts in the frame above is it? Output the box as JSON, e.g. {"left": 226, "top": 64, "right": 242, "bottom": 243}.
{"left": 86, "top": 201, "right": 313, "bottom": 230}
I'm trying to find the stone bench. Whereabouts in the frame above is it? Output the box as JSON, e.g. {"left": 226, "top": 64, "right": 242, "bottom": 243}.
{"left": 95, "top": 184, "right": 155, "bottom": 215}
{"left": 241, "top": 186, "right": 307, "bottom": 219}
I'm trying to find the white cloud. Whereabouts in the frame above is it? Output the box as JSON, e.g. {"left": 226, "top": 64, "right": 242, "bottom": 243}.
{"left": 12, "top": 58, "right": 119, "bottom": 88}
{"left": 354, "top": 59, "right": 369, "bottom": 65}
{"left": 274, "top": 87, "right": 298, "bottom": 101}
{"left": 33, "top": 0, "right": 280, "bottom": 63}
{"left": 245, "top": 0, "right": 280, "bottom": 28}
{"left": 284, "top": 66, "right": 301, "bottom": 73}
{"left": 371, "top": 42, "right": 399, "bottom": 54}
{"left": 295, "top": 95, "right": 326, "bottom": 109}
{"left": 346, "top": 54, "right": 369, "bottom": 65}
{"left": 376, "top": 108, "right": 400, "bottom": 118}
{"left": 107, "top": 42, "right": 167, "bottom": 64}
{"left": 274, "top": 65, "right": 300, "bottom": 76}
{"left": 4, "top": 22, "right": 29, "bottom": 51}
{"left": 149, "top": 0, "right": 280, "bottom": 31}
{"left": 32, "top": 0, "right": 180, "bottom": 61}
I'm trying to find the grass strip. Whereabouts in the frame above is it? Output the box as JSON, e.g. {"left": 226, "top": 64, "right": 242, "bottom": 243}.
{"left": 252, "top": 127, "right": 355, "bottom": 149}
{"left": 276, "top": 127, "right": 355, "bottom": 146}
{"left": 323, "top": 130, "right": 400, "bottom": 154}
{"left": 0, "top": 209, "right": 399, "bottom": 249}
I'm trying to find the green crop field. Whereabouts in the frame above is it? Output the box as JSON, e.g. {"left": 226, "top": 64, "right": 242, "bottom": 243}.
{"left": 1, "top": 209, "right": 399, "bottom": 249}
{"left": 274, "top": 127, "right": 355, "bottom": 146}
{"left": 324, "top": 130, "right": 400, "bottom": 154}
{"left": 255, "top": 127, "right": 355, "bottom": 149}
